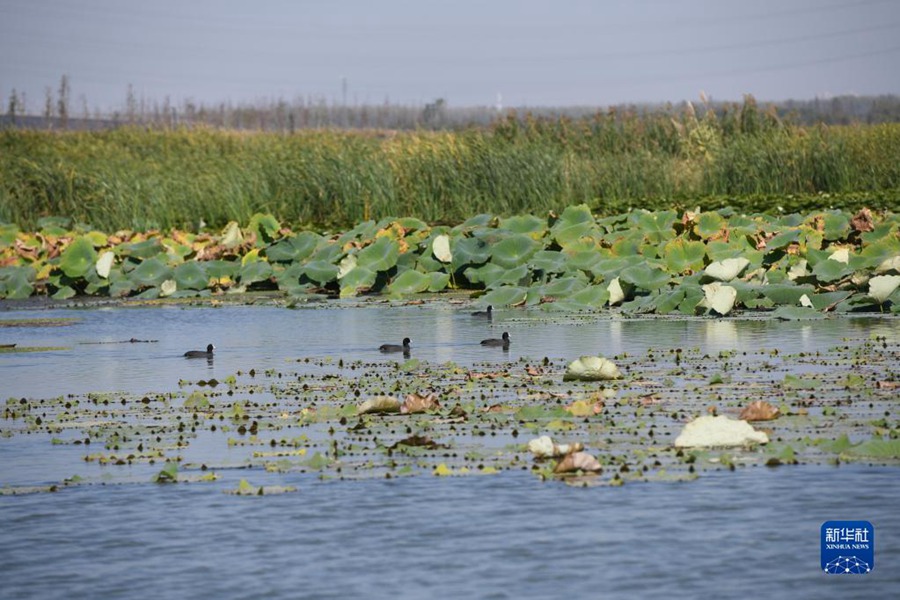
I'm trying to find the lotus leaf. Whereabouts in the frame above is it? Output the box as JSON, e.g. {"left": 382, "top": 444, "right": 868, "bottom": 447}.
{"left": 869, "top": 274, "right": 900, "bottom": 304}
{"left": 490, "top": 234, "right": 539, "bottom": 270}
{"left": 120, "top": 239, "right": 163, "bottom": 260}
{"left": 619, "top": 264, "right": 669, "bottom": 292}
{"left": 694, "top": 212, "right": 726, "bottom": 239}
{"left": 563, "top": 356, "right": 622, "bottom": 381}
{"left": 129, "top": 257, "right": 172, "bottom": 287}
{"left": 875, "top": 255, "right": 900, "bottom": 274}
{"left": 95, "top": 251, "right": 115, "bottom": 279}
{"left": 664, "top": 239, "right": 707, "bottom": 274}
{"left": 566, "top": 250, "right": 604, "bottom": 274}
{"left": 821, "top": 213, "right": 850, "bottom": 240}
{"left": 500, "top": 214, "right": 547, "bottom": 234}
{"left": 204, "top": 260, "right": 239, "bottom": 280}
{"left": 760, "top": 284, "right": 816, "bottom": 305}
{"left": 239, "top": 261, "right": 273, "bottom": 285}
{"left": 634, "top": 210, "right": 677, "bottom": 243}
{"left": 450, "top": 237, "right": 491, "bottom": 271}
{"left": 478, "top": 285, "right": 527, "bottom": 307}
{"left": 764, "top": 229, "right": 801, "bottom": 251}
{"left": 37, "top": 216, "right": 72, "bottom": 232}
{"left": 303, "top": 260, "right": 340, "bottom": 285}
{"left": 674, "top": 415, "right": 768, "bottom": 448}
{"left": 529, "top": 250, "right": 568, "bottom": 274}
{"left": 51, "top": 286, "right": 77, "bottom": 300}
{"left": 59, "top": 237, "right": 99, "bottom": 279}
{"left": 357, "top": 396, "right": 401, "bottom": 415}
{"left": 8, "top": 268, "right": 40, "bottom": 303}
{"left": 463, "top": 263, "right": 506, "bottom": 287}
{"left": 247, "top": 213, "right": 280, "bottom": 244}
{"left": 541, "top": 276, "right": 588, "bottom": 299}
{"left": 387, "top": 270, "right": 431, "bottom": 296}
{"left": 607, "top": 277, "right": 625, "bottom": 305}
{"left": 357, "top": 237, "right": 399, "bottom": 272}
{"left": 220, "top": 221, "right": 244, "bottom": 248}
{"left": 266, "top": 231, "right": 321, "bottom": 262}
{"left": 432, "top": 234, "right": 452, "bottom": 263}
{"left": 337, "top": 254, "right": 358, "bottom": 279}
{"left": 174, "top": 262, "right": 209, "bottom": 290}
{"left": 159, "top": 279, "right": 177, "bottom": 297}
{"left": 811, "top": 259, "right": 850, "bottom": 283}
{"left": 652, "top": 289, "right": 686, "bottom": 314}
{"left": 704, "top": 257, "right": 750, "bottom": 282}
{"left": 702, "top": 282, "right": 737, "bottom": 315}
{"left": 562, "top": 285, "right": 609, "bottom": 308}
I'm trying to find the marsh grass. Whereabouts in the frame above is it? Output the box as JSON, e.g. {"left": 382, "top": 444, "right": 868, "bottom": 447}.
{"left": 2, "top": 108, "right": 898, "bottom": 231}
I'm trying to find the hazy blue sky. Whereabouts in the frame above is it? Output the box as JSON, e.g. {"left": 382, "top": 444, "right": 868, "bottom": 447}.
{"left": 1, "top": 0, "right": 898, "bottom": 113}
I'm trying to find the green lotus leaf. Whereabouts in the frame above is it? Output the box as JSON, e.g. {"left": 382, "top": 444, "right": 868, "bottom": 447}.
{"left": 541, "top": 276, "right": 588, "bottom": 299}
{"left": 0, "top": 223, "right": 18, "bottom": 248}
{"left": 566, "top": 250, "right": 604, "bottom": 274}
{"left": 491, "top": 234, "right": 539, "bottom": 270}
{"left": 84, "top": 230, "right": 109, "bottom": 247}
{"left": 129, "top": 257, "right": 173, "bottom": 287}
{"left": 337, "top": 220, "right": 377, "bottom": 246}
{"left": 804, "top": 291, "right": 852, "bottom": 310}
{"left": 120, "top": 239, "right": 164, "bottom": 260}
{"left": 0, "top": 266, "right": 35, "bottom": 299}
{"left": 664, "top": 239, "right": 707, "bottom": 274}
{"left": 51, "top": 285, "right": 78, "bottom": 300}
{"left": 303, "top": 260, "right": 340, "bottom": 285}
{"left": 619, "top": 264, "right": 670, "bottom": 291}
{"left": 266, "top": 231, "right": 322, "bottom": 263}
{"left": 678, "top": 285, "right": 706, "bottom": 314}
{"left": 37, "top": 216, "right": 72, "bottom": 232}
{"left": 821, "top": 213, "right": 850, "bottom": 240}
{"left": 311, "top": 242, "right": 344, "bottom": 264}
{"left": 239, "top": 261, "right": 273, "bottom": 285}
{"left": 609, "top": 232, "right": 643, "bottom": 258}
{"left": 634, "top": 210, "right": 677, "bottom": 243}
{"left": 339, "top": 266, "right": 377, "bottom": 297}
{"left": 553, "top": 221, "right": 597, "bottom": 249}
{"left": 135, "top": 286, "right": 161, "bottom": 300}
{"left": 247, "top": 213, "right": 281, "bottom": 244}
{"left": 566, "top": 284, "right": 610, "bottom": 308}
{"left": 451, "top": 237, "right": 491, "bottom": 271}
{"left": 417, "top": 249, "right": 445, "bottom": 273}
{"left": 478, "top": 285, "right": 527, "bottom": 307}
{"left": 529, "top": 250, "right": 568, "bottom": 274}
{"left": 772, "top": 306, "right": 826, "bottom": 321}
{"left": 706, "top": 240, "right": 750, "bottom": 262}
{"left": 500, "top": 214, "right": 547, "bottom": 235}
{"left": 811, "top": 258, "right": 851, "bottom": 283}
{"left": 60, "top": 236, "right": 98, "bottom": 278}
{"left": 455, "top": 214, "right": 495, "bottom": 232}
{"left": 759, "top": 284, "right": 816, "bottom": 305}
{"left": 204, "top": 260, "right": 240, "bottom": 280}
{"left": 174, "top": 262, "right": 209, "bottom": 290}
{"left": 694, "top": 212, "right": 726, "bottom": 239}
{"left": 357, "top": 237, "right": 399, "bottom": 272}
{"left": 765, "top": 229, "right": 801, "bottom": 251}
{"left": 427, "top": 272, "right": 450, "bottom": 292}
{"left": 387, "top": 269, "right": 431, "bottom": 296}
{"left": 395, "top": 217, "right": 429, "bottom": 231}
{"left": 652, "top": 289, "right": 687, "bottom": 314}
{"left": 464, "top": 263, "right": 506, "bottom": 286}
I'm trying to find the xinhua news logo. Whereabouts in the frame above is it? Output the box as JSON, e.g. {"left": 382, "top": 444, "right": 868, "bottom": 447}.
{"left": 821, "top": 521, "right": 874, "bottom": 575}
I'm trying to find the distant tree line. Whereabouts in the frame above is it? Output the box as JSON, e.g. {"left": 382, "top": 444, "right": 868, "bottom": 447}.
{"left": 3, "top": 75, "right": 900, "bottom": 132}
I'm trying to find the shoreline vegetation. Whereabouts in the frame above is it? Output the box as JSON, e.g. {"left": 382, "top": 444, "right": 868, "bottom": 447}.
{"left": 1, "top": 206, "right": 897, "bottom": 316}
{"left": 2, "top": 96, "right": 899, "bottom": 232}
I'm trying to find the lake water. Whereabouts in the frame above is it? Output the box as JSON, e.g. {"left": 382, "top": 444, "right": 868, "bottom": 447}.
{"left": 1, "top": 303, "right": 899, "bottom": 598}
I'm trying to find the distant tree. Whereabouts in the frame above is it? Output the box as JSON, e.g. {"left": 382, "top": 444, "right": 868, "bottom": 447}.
{"left": 57, "top": 74, "right": 70, "bottom": 129}
{"left": 43, "top": 86, "right": 54, "bottom": 127}
{"left": 7, "top": 88, "right": 19, "bottom": 124}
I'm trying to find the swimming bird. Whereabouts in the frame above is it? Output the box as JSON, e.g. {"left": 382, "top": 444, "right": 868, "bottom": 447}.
{"left": 471, "top": 305, "right": 493, "bottom": 318}
{"left": 184, "top": 343, "right": 215, "bottom": 358}
{"left": 380, "top": 337, "right": 411, "bottom": 354}
{"left": 481, "top": 332, "right": 510, "bottom": 348}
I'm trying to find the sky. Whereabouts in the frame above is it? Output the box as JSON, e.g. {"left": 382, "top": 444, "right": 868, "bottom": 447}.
{"left": 1, "top": 0, "right": 899, "bottom": 114}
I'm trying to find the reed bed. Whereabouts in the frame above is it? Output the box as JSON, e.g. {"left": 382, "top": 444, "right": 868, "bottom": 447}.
{"left": 2, "top": 108, "right": 898, "bottom": 231}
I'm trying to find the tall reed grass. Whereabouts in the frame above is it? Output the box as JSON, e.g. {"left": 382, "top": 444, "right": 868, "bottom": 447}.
{"left": 1, "top": 109, "right": 898, "bottom": 231}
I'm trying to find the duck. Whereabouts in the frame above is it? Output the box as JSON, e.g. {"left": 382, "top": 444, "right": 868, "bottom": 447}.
{"left": 184, "top": 343, "right": 215, "bottom": 358}
{"left": 471, "top": 305, "right": 493, "bottom": 318}
{"left": 379, "top": 337, "right": 411, "bottom": 354}
{"left": 480, "top": 332, "right": 510, "bottom": 348}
